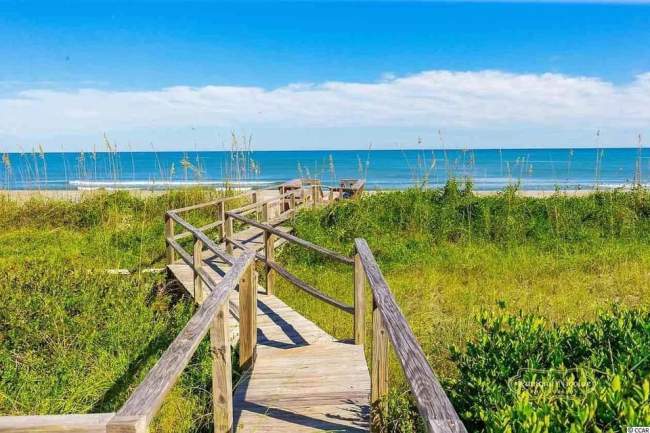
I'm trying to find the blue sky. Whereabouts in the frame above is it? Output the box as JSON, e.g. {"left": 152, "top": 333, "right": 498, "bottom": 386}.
{"left": 1, "top": 1, "right": 650, "bottom": 151}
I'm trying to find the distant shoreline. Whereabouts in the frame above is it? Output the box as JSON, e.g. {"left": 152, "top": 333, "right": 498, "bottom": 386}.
{"left": 1, "top": 148, "right": 644, "bottom": 192}
{"left": 0, "top": 187, "right": 608, "bottom": 202}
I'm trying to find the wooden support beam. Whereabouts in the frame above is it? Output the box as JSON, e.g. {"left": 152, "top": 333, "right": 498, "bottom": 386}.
{"left": 354, "top": 253, "right": 365, "bottom": 346}
{"left": 105, "top": 415, "right": 147, "bottom": 433}
{"left": 224, "top": 214, "right": 233, "bottom": 255}
{"left": 238, "top": 261, "right": 257, "bottom": 369}
{"left": 290, "top": 192, "right": 296, "bottom": 210}
{"left": 264, "top": 230, "right": 276, "bottom": 295}
{"left": 252, "top": 191, "right": 259, "bottom": 221}
{"left": 216, "top": 201, "right": 225, "bottom": 241}
{"left": 262, "top": 201, "right": 269, "bottom": 223}
{"left": 193, "top": 235, "right": 204, "bottom": 302}
{"left": 371, "top": 298, "right": 388, "bottom": 431}
{"left": 311, "top": 185, "right": 318, "bottom": 207}
{"left": 165, "top": 214, "right": 175, "bottom": 264}
{"left": 0, "top": 413, "right": 118, "bottom": 433}
{"left": 211, "top": 301, "right": 233, "bottom": 433}
{"left": 280, "top": 185, "right": 286, "bottom": 213}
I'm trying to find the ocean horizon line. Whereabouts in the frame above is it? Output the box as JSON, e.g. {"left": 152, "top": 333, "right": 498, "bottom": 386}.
{"left": 2, "top": 146, "right": 649, "bottom": 155}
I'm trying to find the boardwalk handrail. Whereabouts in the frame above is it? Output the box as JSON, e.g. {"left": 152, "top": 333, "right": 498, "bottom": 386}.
{"left": 226, "top": 211, "right": 354, "bottom": 265}
{"left": 169, "top": 190, "right": 253, "bottom": 214}
{"left": 167, "top": 210, "right": 234, "bottom": 265}
{"left": 108, "top": 251, "right": 255, "bottom": 432}
{"left": 225, "top": 236, "right": 355, "bottom": 315}
{"left": 354, "top": 239, "right": 467, "bottom": 433}
{"left": 228, "top": 189, "right": 297, "bottom": 215}
{"left": 222, "top": 183, "right": 364, "bottom": 346}
{"left": 166, "top": 190, "right": 254, "bottom": 244}
{"left": 166, "top": 179, "right": 309, "bottom": 244}
{"left": 266, "top": 259, "right": 354, "bottom": 313}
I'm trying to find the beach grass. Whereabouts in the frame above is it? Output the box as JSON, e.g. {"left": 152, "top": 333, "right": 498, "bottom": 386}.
{"left": 272, "top": 182, "right": 650, "bottom": 431}
{"left": 0, "top": 188, "right": 245, "bottom": 433}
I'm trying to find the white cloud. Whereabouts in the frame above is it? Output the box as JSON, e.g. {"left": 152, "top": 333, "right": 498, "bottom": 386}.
{"left": 1, "top": 70, "right": 649, "bottom": 148}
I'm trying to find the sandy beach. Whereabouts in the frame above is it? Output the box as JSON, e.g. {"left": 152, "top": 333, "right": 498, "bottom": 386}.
{"left": 0, "top": 187, "right": 608, "bottom": 202}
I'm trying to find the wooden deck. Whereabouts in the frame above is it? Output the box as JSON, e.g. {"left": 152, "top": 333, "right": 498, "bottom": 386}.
{"left": 167, "top": 197, "right": 371, "bottom": 433}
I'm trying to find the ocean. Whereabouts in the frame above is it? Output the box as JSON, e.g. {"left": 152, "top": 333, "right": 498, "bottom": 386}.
{"left": 0, "top": 148, "right": 647, "bottom": 191}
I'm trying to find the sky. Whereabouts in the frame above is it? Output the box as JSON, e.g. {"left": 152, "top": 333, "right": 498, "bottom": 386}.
{"left": 1, "top": 0, "right": 650, "bottom": 152}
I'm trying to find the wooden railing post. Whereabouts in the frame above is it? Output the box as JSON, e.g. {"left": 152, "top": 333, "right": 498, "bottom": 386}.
{"left": 165, "top": 214, "right": 175, "bottom": 264}
{"left": 311, "top": 185, "right": 318, "bottom": 207}
{"left": 290, "top": 192, "right": 296, "bottom": 211}
{"left": 238, "top": 261, "right": 257, "bottom": 369}
{"left": 371, "top": 297, "right": 388, "bottom": 431}
{"left": 211, "top": 301, "right": 233, "bottom": 433}
{"left": 193, "top": 235, "right": 204, "bottom": 302}
{"left": 354, "top": 253, "right": 365, "bottom": 346}
{"left": 262, "top": 201, "right": 269, "bottom": 223}
{"left": 264, "top": 229, "right": 276, "bottom": 296}
{"left": 252, "top": 191, "right": 259, "bottom": 222}
{"left": 224, "top": 214, "right": 233, "bottom": 255}
{"left": 216, "top": 201, "right": 225, "bottom": 241}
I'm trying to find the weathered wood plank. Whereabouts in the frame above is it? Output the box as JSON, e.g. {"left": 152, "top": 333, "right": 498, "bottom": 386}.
{"left": 264, "top": 230, "right": 276, "bottom": 295}
{"left": 238, "top": 261, "right": 257, "bottom": 369}
{"left": 166, "top": 237, "right": 193, "bottom": 267}
{"left": 354, "top": 239, "right": 467, "bottom": 433}
{"left": 354, "top": 253, "right": 366, "bottom": 346}
{"left": 229, "top": 190, "right": 294, "bottom": 215}
{"left": 165, "top": 214, "right": 175, "bottom": 264}
{"left": 193, "top": 236, "right": 204, "bottom": 302}
{"left": 0, "top": 413, "right": 116, "bottom": 433}
{"left": 224, "top": 214, "right": 234, "bottom": 255}
{"left": 168, "top": 190, "right": 252, "bottom": 214}
{"left": 217, "top": 201, "right": 225, "bottom": 240}
{"left": 371, "top": 298, "right": 388, "bottom": 431}
{"left": 233, "top": 343, "right": 369, "bottom": 433}
{"left": 212, "top": 301, "right": 233, "bottom": 433}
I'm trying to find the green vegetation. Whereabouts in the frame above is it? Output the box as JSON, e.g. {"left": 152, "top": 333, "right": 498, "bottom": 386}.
{"left": 274, "top": 181, "right": 650, "bottom": 432}
{"left": 0, "top": 189, "right": 240, "bottom": 433}
{"left": 1, "top": 183, "right": 649, "bottom": 432}
{"left": 450, "top": 307, "right": 650, "bottom": 433}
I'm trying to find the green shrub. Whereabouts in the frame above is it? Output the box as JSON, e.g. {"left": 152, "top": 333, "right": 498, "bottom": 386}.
{"left": 449, "top": 307, "right": 650, "bottom": 433}
{"left": 379, "top": 389, "right": 426, "bottom": 433}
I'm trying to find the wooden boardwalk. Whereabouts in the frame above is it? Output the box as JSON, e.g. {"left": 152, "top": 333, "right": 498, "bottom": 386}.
{"left": 0, "top": 179, "right": 468, "bottom": 433}
{"left": 167, "top": 190, "right": 371, "bottom": 433}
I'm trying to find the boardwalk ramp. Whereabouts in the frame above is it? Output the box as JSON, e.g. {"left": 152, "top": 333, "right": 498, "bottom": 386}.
{"left": 167, "top": 184, "right": 370, "bottom": 432}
